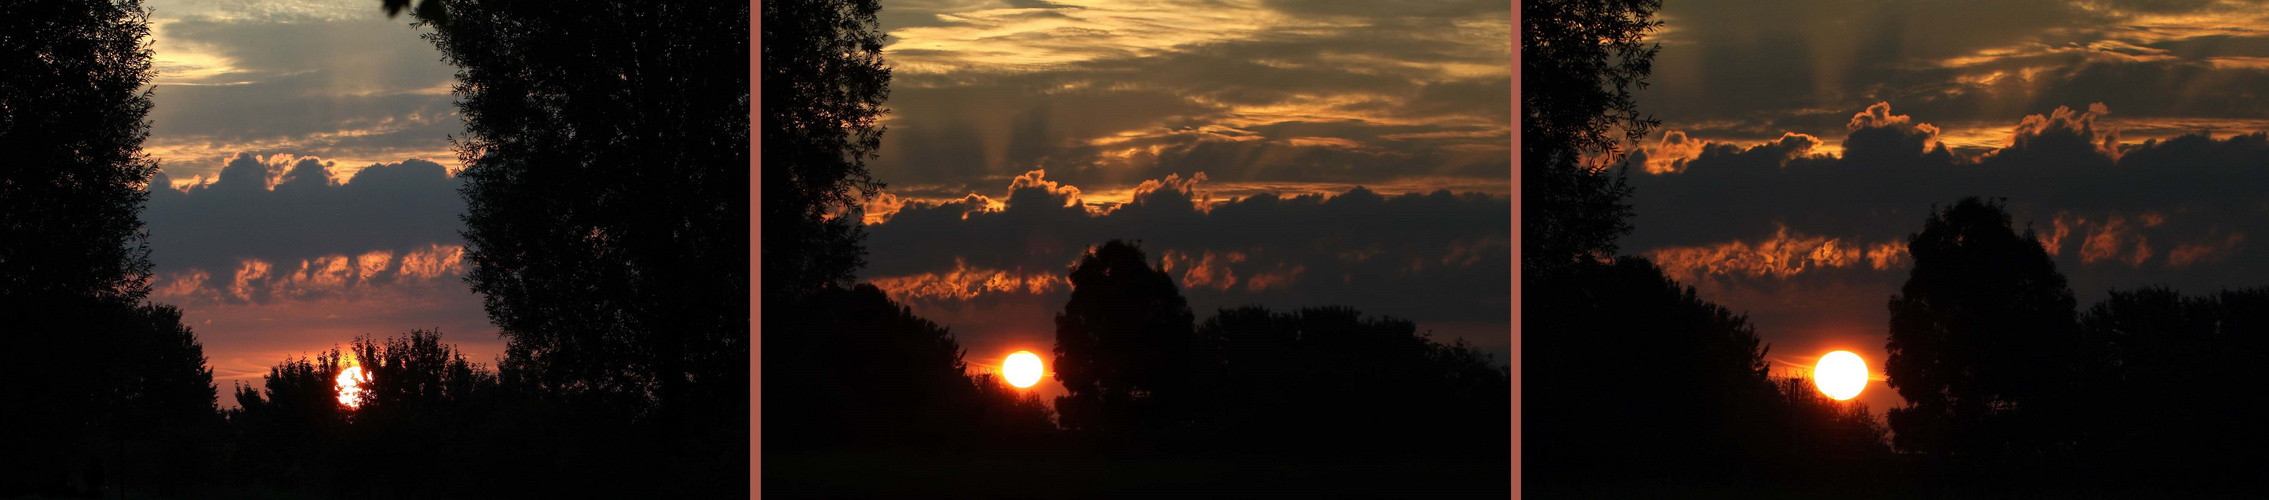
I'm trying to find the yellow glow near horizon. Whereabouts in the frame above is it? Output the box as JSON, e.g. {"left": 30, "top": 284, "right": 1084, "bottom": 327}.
{"left": 1813, "top": 351, "right": 1868, "bottom": 401}
{"left": 336, "top": 366, "right": 370, "bottom": 408}
{"left": 1003, "top": 351, "right": 1043, "bottom": 388}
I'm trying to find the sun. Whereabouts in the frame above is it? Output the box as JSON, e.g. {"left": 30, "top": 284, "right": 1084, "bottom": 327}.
{"left": 1813, "top": 351, "right": 1868, "bottom": 401}
{"left": 336, "top": 366, "right": 370, "bottom": 408}
{"left": 1002, "top": 351, "right": 1043, "bottom": 388}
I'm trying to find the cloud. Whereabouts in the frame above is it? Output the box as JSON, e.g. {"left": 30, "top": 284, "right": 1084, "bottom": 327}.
{"left": 2167, "top": 234, "right": 2247, "bottom": 268}
{"left": 859, "top": 169, "right": 1511, "bottom": 363}
{"left": 1626, "top": 102, "right": 2269, "bottom": 417}
{"left": 141, "top": 151, "right": 484, "bottom": 410}
{"left": 868, "top": 0, "right": 1509, "bottom": 198}
{"left": 1641, "top": 0, "right": 2269, "bottom": 153}
{"left": 146, "top": 7, "right": 461, "bottom": 180}
{"left": 1647, "top": 225, "right": 1908, "bottom": 286}
{"left": 145, "top": 152, "right": 466, "bottom": 289}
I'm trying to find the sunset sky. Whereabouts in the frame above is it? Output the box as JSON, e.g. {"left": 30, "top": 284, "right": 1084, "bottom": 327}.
{"left": 1623, "top": 0, "right": 2269, "bottom": 412}
{"left": 134, "top": 0, "right": 486, "bottom": 408}
{"left": 854, "top": 0, "right": 1513, "bottom": 398}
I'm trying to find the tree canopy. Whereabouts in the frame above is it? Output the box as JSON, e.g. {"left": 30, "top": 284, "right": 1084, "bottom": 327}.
{"left": 0, "top": 0, "right": 158, "bottom": 303}
{"left": 0, "top": 2, "right": 221, "bottom": 496}
{"left": 1052, "top": 240, "right": 1209, "bottom": 432}
{"left": 1520, "top": 0, "right": 1662, "bottom": 276}
{"left": 423, "top": 0, "right": 749, "bottom": 428}
{"left": 760, "top": 0, "right": 892, "bottom": 300}
{"left": 1884, "top": 197, "right": 2082, "bottom": 459}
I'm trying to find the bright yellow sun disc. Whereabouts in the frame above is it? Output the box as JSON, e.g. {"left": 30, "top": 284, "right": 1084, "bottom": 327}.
{"left": 336, "top": 366, "right": 370, "bottom": 408}
{"left": 1813, "top": 351, "right": 1867, "bottom": 401}
{"left": 1003, "top": 351, "right": 1043, "bottom": 388}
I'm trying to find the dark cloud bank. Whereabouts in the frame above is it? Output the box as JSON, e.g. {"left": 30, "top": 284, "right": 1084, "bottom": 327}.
{"left": 145, "top": 153, "right": 466, "bottom": 300}
{"left": 859, "top": 171, "right": 1512, "bottom": 362}
{"left": 1624, "top": 101, "right": 2269, "bottom": 410}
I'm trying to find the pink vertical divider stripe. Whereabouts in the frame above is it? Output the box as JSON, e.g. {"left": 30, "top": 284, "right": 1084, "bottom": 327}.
{"left": 1507, "top": 0, "right": 1522, "bottom": 497}
{"left": 748, "top": 1, "right": 763, "bottom": 497}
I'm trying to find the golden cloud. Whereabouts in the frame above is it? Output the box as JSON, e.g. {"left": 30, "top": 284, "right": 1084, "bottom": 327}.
{"left": 162, "top": 244, "right": 468, "bottom": 304}
{"left": 2167, "top": 234, "right": 2245, "bottom": 268}
{"left": 865, "top": 258, "right": 1068, "bottom": 301}
{"left": 2079, "top": 214, "right": 2154, "bottom": 267}
{"left": 1646, "top": 225, "right": 1908, "bottom": 284}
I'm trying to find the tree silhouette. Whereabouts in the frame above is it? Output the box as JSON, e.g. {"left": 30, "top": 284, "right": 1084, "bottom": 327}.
{"left": 2074, "top": 287, "right": 2269, "bottom": 489}
{"left": 761, "top": 0, "right": 892, "bottom": 301}
{"left": 0, "top": 2, "right": 223, "bottom": 496}
{"left": 343, "top": 330, "right": 502, "bottom": 497}
{"left": 1524, "top": 256, "right": 1784, "bottom": 492}
{"left": 1520, "top": 0, "right": 1662, "bottom": 276}
{"left": 0, "top": 0, "right": 158, "bottom": 303}
{"left": 1885, "top": 197, "right": 2082, "bottom": 461}
{"left": 227, "top": 349, "right": 352, "bottom": 496}
{"left": 379, "top": 0, "right": 446, "bottom": 23}
{"left": 766, "top": 283, "right": 997, "bottom": 451}
{"left": 418, "top": 1, "right": 749, "bottom": 493}
{"left": 1775, "top": 375, "right": 1892, "bottom": 479}
{"left": 1053, "top": 240, "right": 1210, "bottom": 433}
{"left": 1202, "top": 305, "right": 1509, "bottom": 457}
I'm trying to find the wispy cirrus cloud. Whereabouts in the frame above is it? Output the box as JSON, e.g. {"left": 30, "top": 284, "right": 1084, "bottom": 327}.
{"left": 145, "top": 0, "right": 461, "bottom": 179}
{"left": 869, "top": 0, "right": 1510, "bottom": 200}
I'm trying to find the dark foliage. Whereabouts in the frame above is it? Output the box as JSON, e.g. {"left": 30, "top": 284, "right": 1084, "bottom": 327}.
{"left": 380, "top": 0, "right": 446, "bottom": 23}
{"left": 226, "top": 331, "right": 517, "bottom": 498}
{"left": 415, "top": 0, "right": 750, "bottom": 495}
{"left": 0, "top": 0, "right": 157, "bottom": 303}
{"left": 2069, "top": 287, "right": 2269, "bottom": 491}
{"left": 1202, "top": 305, "right": 1511, "bottom": 458}
{"left": 1524, "top": 257, "right": 1787, "bottom": 489}
{"left": 0, "top": 2, "right": 223, "bottom": 497}
{"left": 0, "top": 298, "right": 222, "bottom": 498}
{"left": 226, "top": 349, "right": 353, "bottom": 496}
{"left": 1053, "top": 240, "right": 1209, "bottom": 432}
{"left": 343, "top": 330, "right": 503, "bottom": 498}
{"left": 760, "top": 0, "right": 892, "bottom": 301}
{"left": 1520, "top": 0, "right": 1660, "bottom": 276}
{"left": 1884, "top": 197, "right": 2083, "bottom": 461}
{"left": 765, "top": 284, "right": 1051, "bottom": 452}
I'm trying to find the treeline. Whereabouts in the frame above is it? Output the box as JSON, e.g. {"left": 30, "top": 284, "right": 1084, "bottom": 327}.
{"left": 765, "top": 240, "right": 1511, "bottom": 497}
{"left": 3, "top": 0, "right": 750, "bottom": 497}
{"left": 0, "top": 324, "right": 724, "bottom": 498}
{"left": 755, "top": 0, "right": 1507, "bottom": 495}
{"left": 1527, "top": 196, "right": 2269, "bottom": 496}
{"left": 1524, "top": 256, "right": 1896, "bottom": 497}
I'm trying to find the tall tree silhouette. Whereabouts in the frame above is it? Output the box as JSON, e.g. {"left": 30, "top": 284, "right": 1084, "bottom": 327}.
{"left": 1885, "top": 197, "right": 2082, "bottom": 461}
{"left": 760, "top": 0, "right": 892, "bottom": 301}
{"left": 416, "top": 2, "right": 749, "bottom": 493}
{"left": 1520, "top": 0, "right": 1661, "bottom": 276}
{"left": 0, "top": 0, "right": 155, "bottom": 301}
{"left": 0, "top": 1, "right": 221, "bottom": 496}
{"left": 1053, "top": 240, "right": 1210, "bottom": 432}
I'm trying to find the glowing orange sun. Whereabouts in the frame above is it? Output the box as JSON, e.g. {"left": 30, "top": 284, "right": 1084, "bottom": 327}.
{"left": 336, "top": 366, "right": 370, "bottom": 408}
{"left": 1813, "top": 351, "right": 1867, "bottom": 401}
{"left": 1003, "top": 351, "right": 1043, "bottom": 388}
